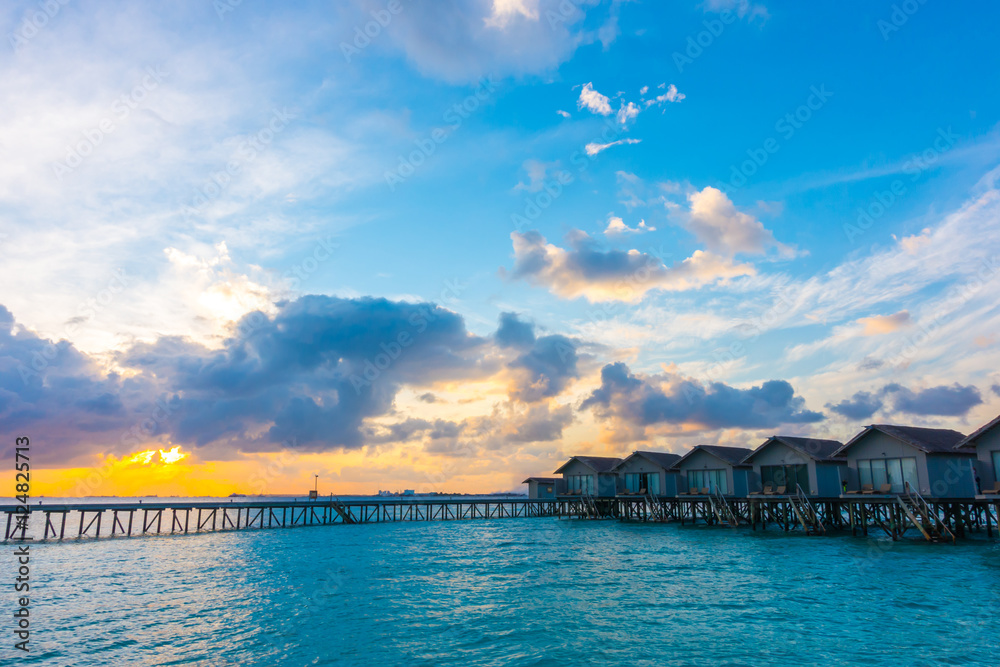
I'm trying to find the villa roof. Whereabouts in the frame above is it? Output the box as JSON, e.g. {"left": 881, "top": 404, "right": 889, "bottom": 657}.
{"left": 521, "top": 477, "right": 559, "bottom": 484}
{"left": 674, "top": 445, "right": 753, "bottom": 469}
{"left": 956, "top": 413, "right": 1000, "bottom": 449}
{"left": 612, "top": 450, "right": 682, "bottom": 471}
{"left": 834, "top": 424, "right": 968, "bottom": 457}
{"left": 553, "top": 456, "right": 622, "bottom": 474}
{"left": 742, "top": 436, "right": 845, "bottom": 464}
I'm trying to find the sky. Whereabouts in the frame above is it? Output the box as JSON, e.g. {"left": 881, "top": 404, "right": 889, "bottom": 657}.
{"left": 2, "top": 0, "right": 1000, "bottom": 497}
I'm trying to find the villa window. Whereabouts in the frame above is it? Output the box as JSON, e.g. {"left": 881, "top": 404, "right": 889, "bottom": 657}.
{"left": 687, "top": 469, "right": 727, "bottom": 494}
{"left": 566, "top": 474, "right": 594, "bottom": 495}
{"left": 857, "top": 457, "right": 918, "bottom": 493}
{"left": 992, "top": 451, "right": 1000, "bottom": 484}
{"left": 761, "top": 464, "right": 809, "bottom": 494}
{"left": 624, "top": 472, "right": 659, "bottom": 495}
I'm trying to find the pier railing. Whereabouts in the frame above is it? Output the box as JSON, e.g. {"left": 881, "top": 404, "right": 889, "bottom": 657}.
{"left": 2, "top": 494, "right": 997, "bottom": 543}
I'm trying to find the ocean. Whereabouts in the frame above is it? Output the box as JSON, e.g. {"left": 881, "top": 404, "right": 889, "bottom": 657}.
{"left": 5, "top": 504, "right": 1000, "bottom": 666}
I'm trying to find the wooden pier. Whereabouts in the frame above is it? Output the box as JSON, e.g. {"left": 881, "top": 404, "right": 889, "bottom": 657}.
{"left": 2, "top": 494, "right": 998, "bottom": 543}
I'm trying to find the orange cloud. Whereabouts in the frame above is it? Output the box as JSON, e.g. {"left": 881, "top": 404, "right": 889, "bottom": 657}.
{"left": 857, "top": 310, "right": 911, "bottom": 335}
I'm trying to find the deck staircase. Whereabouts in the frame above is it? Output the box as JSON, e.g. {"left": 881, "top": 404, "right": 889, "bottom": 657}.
{"left": 579, "top": 492, "right": 600, "bottom": 519}
{"left": 709, "top": 489, "right": 739, "bottom": 527}
{"left": 896, "top": 488, "right": 955, "bottom": 543}
{"left": 644, "top": 492, "right": 665, "bottom": 522}
{"left": 788, "top": 485, "right": 825, "bottom": 535}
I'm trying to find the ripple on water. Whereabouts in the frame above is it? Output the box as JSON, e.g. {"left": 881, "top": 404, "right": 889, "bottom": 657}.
{"left": 6, "top": 518, "right": 1000, "bottom": 666}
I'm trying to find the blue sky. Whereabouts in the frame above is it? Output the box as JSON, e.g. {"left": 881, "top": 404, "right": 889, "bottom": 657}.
{"left": 2, "top": 0, "right": 1000, "bottom": 493}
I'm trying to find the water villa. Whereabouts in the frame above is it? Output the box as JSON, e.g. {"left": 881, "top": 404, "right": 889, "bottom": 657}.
{"left": 612, "top": 451, "right": 682, "bottom": 497}
{"left": 673, "top": 445, "right": 753, "bottom": 496}
{"left": 743, "top": 436, "right": 846, "bottom": 497}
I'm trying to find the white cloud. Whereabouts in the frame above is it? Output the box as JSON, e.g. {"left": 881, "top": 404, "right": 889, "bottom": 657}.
{"left": 485, "top": 0, "right": 540, "bottom": 28}
{"left": 507, "top": 230, "right": 755, "bottom": 302}
{"left": 556, "top": 109, "right": 571, "bottom": 118}
{"left": 686, "top": 186, "right": 796, "bottom": 257}
{"left": 604, "top": 216, "right": 656, "bottom": 236}
{"left": 644, "top": 83, "right": 686, "bottom": 108}
{"left": 514, "top": 159, "right": 560, "bottom": 193}
{"left": 585, "top": 138, "right": 641, "bottom": 156}
{"left": 703, "top": 0, "right": 769, "bottom": 22}
{"left": 577, "top": 82, "right": 613, "bottom": 116}
{"left": 616, "top": 101, "right": 641, "bottom": 125}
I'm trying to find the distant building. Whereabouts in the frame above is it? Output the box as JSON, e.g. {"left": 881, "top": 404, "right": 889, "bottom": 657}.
{"left": 742, "top": 436, "right": 846, "bottom": 496}
{"left": 611, "top": 451, "right": 682, "bottom": 497}
{"left": 673, "top": 445, "right": 754, "bottom": 496}
{"left": 955, "top": 414, "right": 1000, "bottom": 494}
{"left": 522, "top": 477, "right": 561, "bottom": 499}
{"left": 834, "top": 424, "right": 976, "bottom": 497}
{"left": 553, "top": 456, "right": 623, "bottom": 497}
{"left": 402, "top": 489, "right": 415, "bottom": 496}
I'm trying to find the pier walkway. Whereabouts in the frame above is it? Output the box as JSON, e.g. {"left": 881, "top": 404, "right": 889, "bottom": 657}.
{"left": 3, "top": 494, "right": 997, "bottom": 543}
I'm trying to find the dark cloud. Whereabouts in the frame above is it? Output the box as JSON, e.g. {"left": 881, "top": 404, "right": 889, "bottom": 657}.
{"left": 495, "top": 312, "right": 535, "bottom": 349}
{"left": 505, "top": 229, "right": 752, "bottom": 302}
{"left": 417, "top": 392, "right": 437, "bottom": 403}
{"left": 991, "top": 384, "right": 1000, "bottom": 398}
{"left": 826, "top": 391, "right": 883, "bottom": 420}
{"left": 0, "top": 305, "right": 156, "bottom": 465}
{"left": 883, "top": 382, "right": 982, "bottom": 417}
{"left": 581, "top": 361, "right": 824, "bottom": 430}
{"left": 509, "top": 333, "right": 579, "bottom": 402}
{"left": 119, "top": 295, "right": 490, "bottom": 452}
{"left": 827, "top": 382, "right": 984, "bottom": 420}
{"left": 0, "top": 297, "right": 495, "bottom": 461}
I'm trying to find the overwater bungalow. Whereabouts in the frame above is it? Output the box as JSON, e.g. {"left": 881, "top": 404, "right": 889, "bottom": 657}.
{"left": 833, "top": 424, "right": 976, "bottom": 497}
{"left": 673, "top": 445, "right": 754, "bottom": 497}
{"left": 553, "top": 456, "right": 622, "bottom": 497}
{"left": 955, "top": 414, "right": 1000, "bottom": 495}
{"left": 611, "top": 451, "right": 682, "bottom": 497}
{"left": 742, "top": 436, "right": 846, "bottom": 496}
{"left": 522, "top": 477, "right": 561, "bottom": 500}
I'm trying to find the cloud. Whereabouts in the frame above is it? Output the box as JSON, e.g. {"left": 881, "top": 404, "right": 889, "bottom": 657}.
{"left": 485, "top": 0, "right": 540, "bottom": 27}
{"left": 556, "top": 109, "right": 571, "bottom": 118}
{"left": 857, "top": 310, "right": 911, "bottom": 335}
{"left": 826, "top": 391, "right": 883, "bottom": 420}
{"left": 508, "top": 332, "right": 579, "bottom": 402}
{"left": 495, "top": 312, "right": 579, "bottom": 401}
{"left": 0, "top": 304, "right": 146, "bottom": 465}
{"left": 417, "top": 392, "right": 437, "bottom": 403}
{"left": 703, "top": 0, "right": 769, "bottom": 22}
{"left": 686, "top": 186, "right": 795, "bottom": 256}
{"left": 604, "top": 215, "right": 656, "bottom": 236}
{"left": 0, "top": 295, "right": 502, "bottom": 463}
{"left": 506, "top": 230, "right": 755, "bottom": 302}
{"left": 643, "top": 83, "right": 685, "bottom": 108}
{"left": 577, "top": 82, "right": 613, "bottom": 116}
{"left": 896, "top": 228, "right": 933, "bottom": 254}
{"left": 827, "top": 382, "right": 983, "bottom": 420}
{"left": 495, "top": 311, "right": 536, "bottom": 348}
{"left": 883, "top": 382, "right": 982, "bottom": 417}
{"left": 357, "top": 0, "right": 618, "bottom": 83}
{"left": 514, "top": 159, "right": 561, "bottom": 193}
{"left": 119, "top": 295, "right": 492, "bottom": 452}
{"left": 581, "top": 361, "right": 823, "bottom": 431}
{"left": 585, "top": 138, "right": 641, "bottom": 156}
{"left": 616, "top": 101, "right": 641, "bottom": 125}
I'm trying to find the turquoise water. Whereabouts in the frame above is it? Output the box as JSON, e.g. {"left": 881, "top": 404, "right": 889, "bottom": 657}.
{"left": 6, "top": 518, "right": 1000, "bottom": 666}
